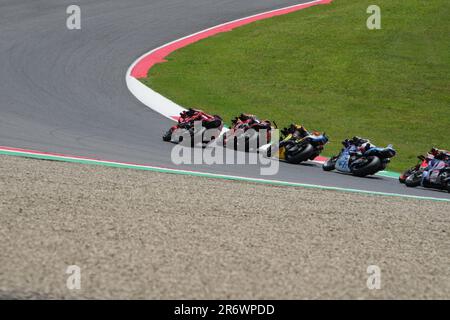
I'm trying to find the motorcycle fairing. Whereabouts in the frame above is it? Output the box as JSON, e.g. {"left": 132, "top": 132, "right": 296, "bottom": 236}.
{"left": 335, "top": 148, "right": 352, "bottom": 173}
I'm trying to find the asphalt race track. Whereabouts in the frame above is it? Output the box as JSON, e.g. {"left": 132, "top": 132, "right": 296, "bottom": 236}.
{"left": 1, "top": 0, "right": 449, "bottom": 200}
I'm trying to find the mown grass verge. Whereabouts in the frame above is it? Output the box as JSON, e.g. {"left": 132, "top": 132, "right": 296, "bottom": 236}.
{"left": 142, "top": 0, "right": 450, "bottom": 172}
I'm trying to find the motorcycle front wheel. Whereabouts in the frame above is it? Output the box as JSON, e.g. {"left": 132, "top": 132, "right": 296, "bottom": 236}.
{"left": 322, "top": 158, "right": 336, "bottom": 171}
{"left": 405, "top": 172, "right": 422, "bottom": 188}
{"left": 399, "top": 167, "right": 417, "bottom": 184}
{"left": 285, "top": 143, "right": 315, "bottom": 164}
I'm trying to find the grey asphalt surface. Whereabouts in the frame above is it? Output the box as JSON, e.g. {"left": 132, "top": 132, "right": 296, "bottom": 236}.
{"left": 1, "top": 155, "right": 449, "bottom": 299}
{"left": 0, "top": 0, "right": 449, "bottom": 199}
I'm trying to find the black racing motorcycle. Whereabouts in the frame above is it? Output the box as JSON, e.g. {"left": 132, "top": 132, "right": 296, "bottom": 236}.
{"left": 276, "top": 132, "right": 329, "bottom": 164}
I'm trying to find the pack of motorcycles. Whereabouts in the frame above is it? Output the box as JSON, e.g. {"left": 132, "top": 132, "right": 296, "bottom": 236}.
{"left": 163, "top": 109, "right": 450, "bottom": 194}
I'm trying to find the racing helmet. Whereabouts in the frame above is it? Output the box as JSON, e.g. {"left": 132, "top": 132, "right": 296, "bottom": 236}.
{"left": 185, "top": 108, "right": 202, "bottom": 117}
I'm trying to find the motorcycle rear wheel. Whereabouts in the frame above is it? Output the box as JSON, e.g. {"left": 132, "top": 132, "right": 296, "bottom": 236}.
{"left": 285, "top": 143, "right": 315, "bottom": 164}
{"left": 405, "top": 173, "right": 422, "bottom": 188}
{"left": 351, "top": 156, "right": 381, "bottom": 177}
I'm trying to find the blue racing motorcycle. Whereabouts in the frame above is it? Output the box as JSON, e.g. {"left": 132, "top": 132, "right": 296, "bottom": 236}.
{"left": 323, "top": 144, "right": 396, "bottom": 177}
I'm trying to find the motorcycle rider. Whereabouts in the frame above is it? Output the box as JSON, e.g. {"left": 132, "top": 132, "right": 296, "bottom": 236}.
{"left": 342, "top": 136, "right": 375, "bottom": 163}
{"left": 178, "top": 108, "right": 222, "bottom": 129}
{"left": 163, "top": 108, "right": 223, "bottom": 142}
{"left": 231, "top": 113, "right": 273, "bottom": 137}
{"left": 281, "top": 124, "right": 310, "bottom": 140}
{"left": 425, "top": 148, "right": 450, "bottom": 168}
{"left": 430, "top": 147, "right": 450, "bottom": 161}
{"left": 421, "top": 149, "right": 450, "bottom": 185}
{"left": 279, "top": 124, "right": 310, "bottom": 148}
{"left": 232, "top": 113, "right": 261, "bottom": 129}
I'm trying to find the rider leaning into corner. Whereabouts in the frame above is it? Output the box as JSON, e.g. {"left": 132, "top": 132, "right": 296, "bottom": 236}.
{"left": 231, "top": 113, "right": 272, "bottom": 130}
{"left": 162, "top": 108, "right": 223, "bottom": 142}
{"left": 343, "top": 136, "right": 376, "bottom": 163}
{"left": 279, "top": 124, "right": 310, "bottom": 145}
{"left": 281, "top": 124, "right": 309, "bottom": 139}
{"left": 178, "top": 108, "right": 222, "bottom": 129}
{"left": 422, "top": 148, "right": 450, "bottom": 179}
{"left": 429, "top": 148, "right": 450, "bottom": 163}
{"left": 232, "top": 113, "right": 257, "bottom": 125}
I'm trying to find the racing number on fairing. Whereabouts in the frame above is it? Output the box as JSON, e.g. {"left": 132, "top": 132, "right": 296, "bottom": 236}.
{"left": 336, "top": 152, "right": 351, "bottom": 172}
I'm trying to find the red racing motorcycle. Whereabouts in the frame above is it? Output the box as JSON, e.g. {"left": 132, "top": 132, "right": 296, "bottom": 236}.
{"left": 162, "top": 108, "right": 224, "bottom": 147}
{"left": 224, "top": 113, "right": 275, "bottom": 152}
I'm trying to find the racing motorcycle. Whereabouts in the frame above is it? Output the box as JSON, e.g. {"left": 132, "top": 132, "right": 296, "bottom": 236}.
{"left": 162, "top": 108, "right": 224, "bottom": 147}
{"left": 404, "top": 158, "right": 450, "bottom": 193}
{"left": 399, "top": 148, "right": 450, "bottom": 184}
{"left": 267, "top": 130, "right": 329, "bottom": 164}
{"left": 225, "top": 114, "right": 275, "bottom": 152}
{"left": 323, "top": 144, "right": 396, "bottom": 177}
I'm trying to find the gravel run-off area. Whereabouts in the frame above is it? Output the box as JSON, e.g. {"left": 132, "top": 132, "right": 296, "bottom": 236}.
{"left": 0, "top": 155, "right": 449, "bottom": 299}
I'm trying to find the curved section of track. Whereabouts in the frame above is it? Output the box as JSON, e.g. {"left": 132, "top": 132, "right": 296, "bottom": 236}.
{"left": 0, "top": 0, "right": 449, "bottom": 200}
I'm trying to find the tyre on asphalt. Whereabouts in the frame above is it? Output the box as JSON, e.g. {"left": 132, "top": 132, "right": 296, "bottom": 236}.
{"left": 285, "top": 143, "right": 315, "bottom": 164}
{"left": 399, "top": 167, "right": 417, "bottom": 184}
{"left": 405, "top": 173, "right": 422, "bottom": 188}
{"left": 162, "top": 130, "right": 172, "bottom": 142}
{"left": 322, "top": 158, "right": 336, "bottom": 171}
{"left": 350, "top": 156, "right": 381, "bottom": 177}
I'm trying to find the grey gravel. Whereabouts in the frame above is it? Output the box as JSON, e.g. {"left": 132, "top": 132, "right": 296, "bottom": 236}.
{"left": 0, "top": 155, "right": 449, "bottom": 299}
